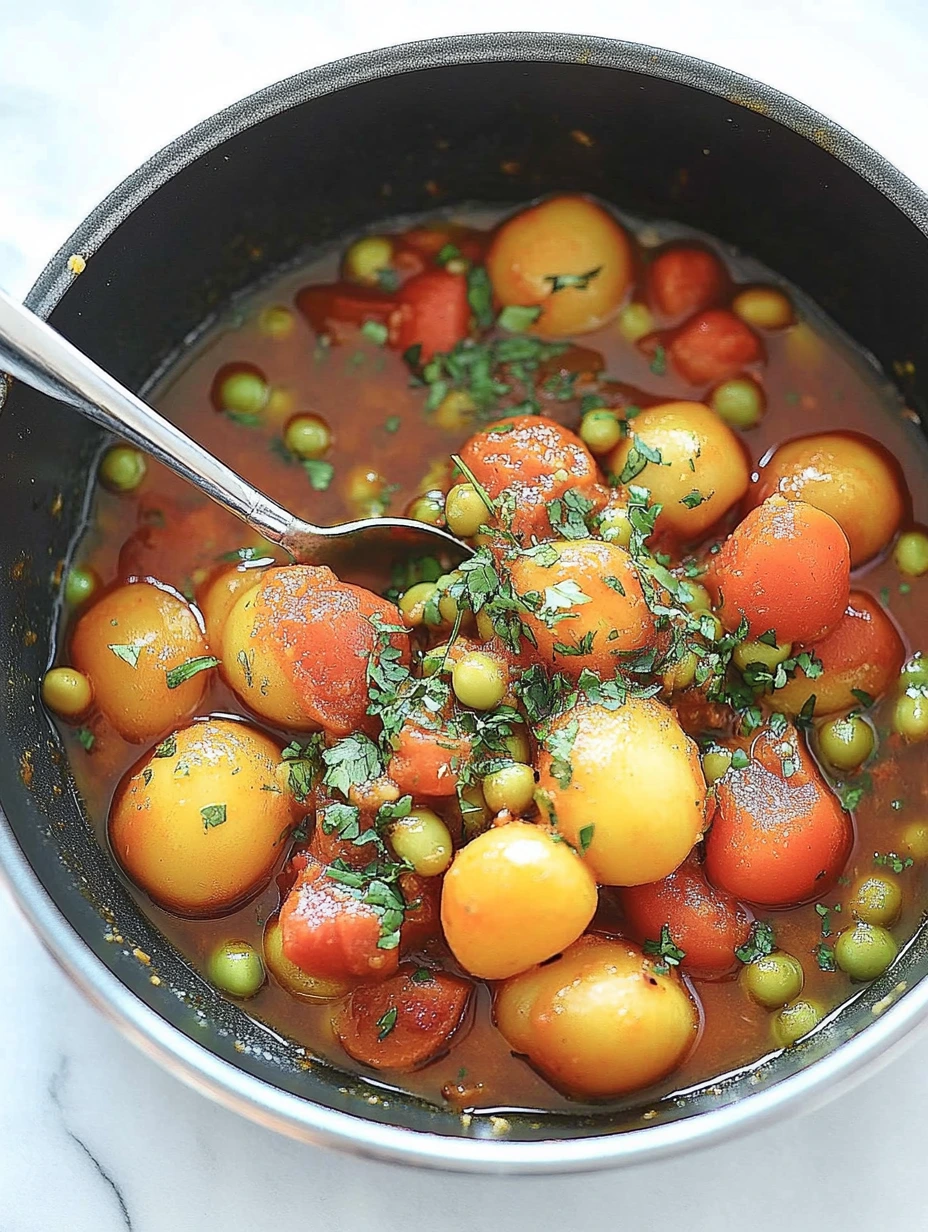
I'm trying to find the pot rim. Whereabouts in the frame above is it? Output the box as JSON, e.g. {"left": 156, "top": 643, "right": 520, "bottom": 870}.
{"left": 5, "top": 30, "right": 928, "bottom": 1173}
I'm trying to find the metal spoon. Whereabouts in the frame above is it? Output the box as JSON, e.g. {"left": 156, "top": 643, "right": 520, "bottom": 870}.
{"left": 0, "top": 287, "right": 470, "bottom": 572}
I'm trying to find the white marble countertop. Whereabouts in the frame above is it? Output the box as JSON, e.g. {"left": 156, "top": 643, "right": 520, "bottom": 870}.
{"left": 3, "top": 3, "right": 928, "bottom": 1228}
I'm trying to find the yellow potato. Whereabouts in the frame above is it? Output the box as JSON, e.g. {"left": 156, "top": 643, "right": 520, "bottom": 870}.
{"left": 495, "top": 935, "right": 700, "bottom": 1097}
{"left": 486, "top": 195, "right": 634, "bottom": 337}
{"left": 751, "top": 432, "right": 905, "bottom": 566}
{"left": 197, "top": 559, "right": 276, "bottom": 648}
{"left": 220, "top": 581, "right": 312, "bottom": 729}
{"left": 606, "top": 401, "right": 748, "bottom": 541}
{"left": 263, "top": 917, "right": 350, "bottom": 1000}
{"left": 71, "top": 581, "right": 212, "bottom": 744}
{"left": 440, "top": 821, "right": 598, "bottom": 980}
{"left": 536, "top": 697, "right": 706, "bottom": 885}
{"left": 109, "top": 718, "right": 294, "bottom": 915}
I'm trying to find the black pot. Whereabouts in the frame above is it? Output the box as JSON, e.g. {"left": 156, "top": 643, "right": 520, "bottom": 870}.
{"left": 3, "top": 33, "right": 928, "bottom": 1173}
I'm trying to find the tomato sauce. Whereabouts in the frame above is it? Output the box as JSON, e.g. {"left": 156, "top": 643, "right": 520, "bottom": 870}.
{"left": 54, "top": 204, "right": 928, "bottom": 1114}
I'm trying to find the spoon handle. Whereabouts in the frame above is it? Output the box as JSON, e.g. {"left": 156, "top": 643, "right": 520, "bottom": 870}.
{"left": 0, "top": 287, "right": 303, "bottom": 547}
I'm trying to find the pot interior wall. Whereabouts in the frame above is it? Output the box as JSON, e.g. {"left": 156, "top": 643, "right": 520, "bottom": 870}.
{"left": 3, "top": 54, "right": 928, "bottom": 1145}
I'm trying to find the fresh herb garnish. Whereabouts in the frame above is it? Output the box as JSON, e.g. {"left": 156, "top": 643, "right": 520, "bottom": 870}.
{"left": 302, "top": 458, "right": 334, "bottom": 491}
{"left": 497, "top": 305, "right": 541, "bottom": 332}
{"left": 165, "top": 655, "right": 220, "bottom": 690}
{"left": 616, "top": 439, "right": 664, "bottom": 485}
{"left": 108, "top": 641, "right": 144, "bottom": 668}
{"left": 200, "top": 803, "right": 227, "bottom": 831}
{"left": 360, "top": 320, "right": 388, "bottom": 346}
{"left": 154, "top": 735, "right": 176, "bottom": 759}
{"left": 384, "top": 415, "right": 401, "bottom": 434}
{"left": 814, "top": 943, "right": 836, "bottom": 972}
{"left": 376, "top": 1007, "right": 398, "bottom": 1040}
{"left": 735, "top": 920, "right": 776, "bottom": 963}
{"left": 649, "top": 344, "right": 667, "bottom": 376}
{"left": 76, "top": 727, "right": 95, "bottom": 752}
{"left": 873, "top": 851, "right": 914, "bottom": 874}
{"left": 544, "top": 266, "right": 602, "bottom": 293}
{"left": 643, "top": 923, "right": 686, "bottom": 975}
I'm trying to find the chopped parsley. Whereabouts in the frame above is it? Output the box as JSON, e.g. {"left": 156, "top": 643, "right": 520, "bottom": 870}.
{"left": 735, "top": 920, "right": 776, "bottom": 964}
{"left": 680, "top": 489, "right": 712, "bottom": 509}
{"left": 153, "top": 735, "right": 176, "bottom": 759}
{"left": 544, "top": 266, "right": 602, "bottom": 292}
{"left": 578, "top": 824, "right": 595, "bottom": 854}
{"left": 649, "top": 344, "right": 667, "bottom": 376}
{"left": 643, "top": 924, "right": 686, "bottom": 975}
{"left": 200, "top": 803, "right": 227, "bottom": 831}
{"left": 302, "top": 458, "right": 334, "bottom": 491}
{"left": 384, "top": 415, "right": 401, "bottom": 434}
{"left": 497, "top": 305, "right": 541, "bottom": 332}
{"left": 616, "top": 439, "right": 664, "bottom": 485}
{"left": 360, "top": 320, "right": 388, "bottom": 346}
{"left": 814, "top": 943, "right": 836, "bottom": 972}
{"left": 873, "top": 851, "right": 914, "bottom": 874}
{"left": 165, "top": 655, "right": 220, "bottom": 689}
{"left": 322, "top": 733, "right": 383, "bottom": 798}
{"left": 108, "top": 641, "right": 144, "bottom": 668}
{"left": 376, "top": 1007, "right": 398, "bottom": 1040}
{"left": 76, "top": 727, "right": 95, "bottom": 752}
{"left": 548, "top": 488, "right": 596, "bottom": 540}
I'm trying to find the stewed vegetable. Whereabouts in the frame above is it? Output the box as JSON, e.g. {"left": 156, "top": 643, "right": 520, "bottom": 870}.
{"left": 44, "top": 192, "right": 928, "bottom": 1114}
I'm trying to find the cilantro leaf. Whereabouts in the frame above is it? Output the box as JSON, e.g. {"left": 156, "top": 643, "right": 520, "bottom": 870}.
{"left": 322, "top": 733, "right": 383, "bottom": 799}
{"left": 302, "top": 458, "right": 334, "bottom": 491}
{"left": 108, "top": 641, "right": 144, "bottom": 668}
{"left": 497, "top": 305, "right": 542, "bottom": 332}
{"left": 544, "top": 266, "right": 602, "bottom": 292}
{"left": 735, "top": 920, "right": 776, "bottom": 963}
{"left": 200, "top": 803, "right": 227, "bottom": 831}
{"left": 165, "top": 655, "right": 220, "bottom": 690}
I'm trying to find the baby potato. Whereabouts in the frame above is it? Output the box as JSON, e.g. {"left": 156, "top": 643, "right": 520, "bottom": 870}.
{"left": 197, "top": 558, "right": 277, "bottom": 647}
{"left": 495, "top": 935, "right": 700, "bottom": 1098}
{"left": 751, "top": 432, "right": 906, "bottom": 566}
{"left": 486, "top": 195, "right": 634, "bottom": 336}
{"left": 535, "top": 697, "right": 706, "bottom": 885}
{"left": 507, "top": 538, "right": 655, "bottom": 676}
{"left": 71, "top": 581, "right": 212, "bottom": 744}
{"left": 440, "top": 821, "right": 598, "bottom": 980}
{"left": 606, "top": 402, "right": 749, "bottom": 542}
{"left": 221, "top": 580, "right": 309, "bottom": 728}
{"left": 221, "top": 565, "right": 409, "bottom": 735}
{"left": 109, "top": 718, "right": 294, "bottom": 915}
{"left": 772, "top": 591, "right": 904, "bottom": 717}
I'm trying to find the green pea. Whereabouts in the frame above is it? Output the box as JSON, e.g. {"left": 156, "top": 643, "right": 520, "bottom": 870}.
{"left": 702, "top": 747, "right": 733, "bottom": 785}
{"left": 283, "top": 414, "right": 331, "bottom": 459}
{"left": 616, "top": 301, "right": 653, "bottom": 343}
{"left": 503, "top": 728, "right": 532, "bottom": 764}
{"left": 398, "top": 582, "right": 438, "bottom": 627}
{"left": 64, "top": 566, "right": 98, "bottom": 606}
{"left": 483, "top": 763, "right": 537, "bottom": 815}
{"left": 452, "top": 651, "right": 507, "bottom": 711}
{"left": 599, "top": 506, "right": 632, "bottom": 548}
{"left": 680, "top": 580, "right": 711, "bottom": 612}
{"left": 580, "top": 409, "right": 623, "bottom": 455}
{"left": 41, "top": 667, "right": 93, "bottom": 719}
{"left": 835, "top": 922, "right": 898, "bottom": 981}
{"left": 389, "top": 807, "right": 453, "bottom": 876}
{"left": 216, "top": 368, "right": 269, "bottom": 417}
{"left": 899, "top": 653, "right": 928, "bottom": 692}
{"left": 851, "top": 874, "right": 902, "bottom": 926}
{"left": 893, "top": 529, "right": 928, "bottom": 578}
{"left": 733, "top": 638, "right": 792, "bottom": 673}
{"left": 902, "top": 821, "right": 928, "bottom": 860}
{"left": 772, "top": 998, "right": 823, "bottom": 1047}
{"left": 436, "top": 572, "right": 464, "bottom": 626}
{"left": 817, "top": 714, "right": 875, "bottom": 773}
{"left": 460, "top": 783, "right": 490, "bottom": 840}
{"left": 257, "top": 305, "right": 296, "bottom": 339}
{"left": 407, "top": 491, "right": 445, "bottom": 527}
{"left": 709, "top": 377, "right": 765, "bottom": 430}
{"left": 444, "top": 483, "right": 487, "bottom": 538}
{"left": 741, "top": 951, "right": 804, "bottom": 1009}
{"left": 421, "top": 643, "right": 450, "bottom": 677}
{"left": 99, "top": 445, "right": 146, "bottom": 493}
{"left": 893, "top": 691, "right": 928, "bottom": 741}
{"left": 208, "top": 940, "right": 265, "bottom": 998}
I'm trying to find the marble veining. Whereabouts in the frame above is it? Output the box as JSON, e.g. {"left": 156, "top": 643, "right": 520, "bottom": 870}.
{"left": 3, "top": 3, "right": 928, "bottom": 1229}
